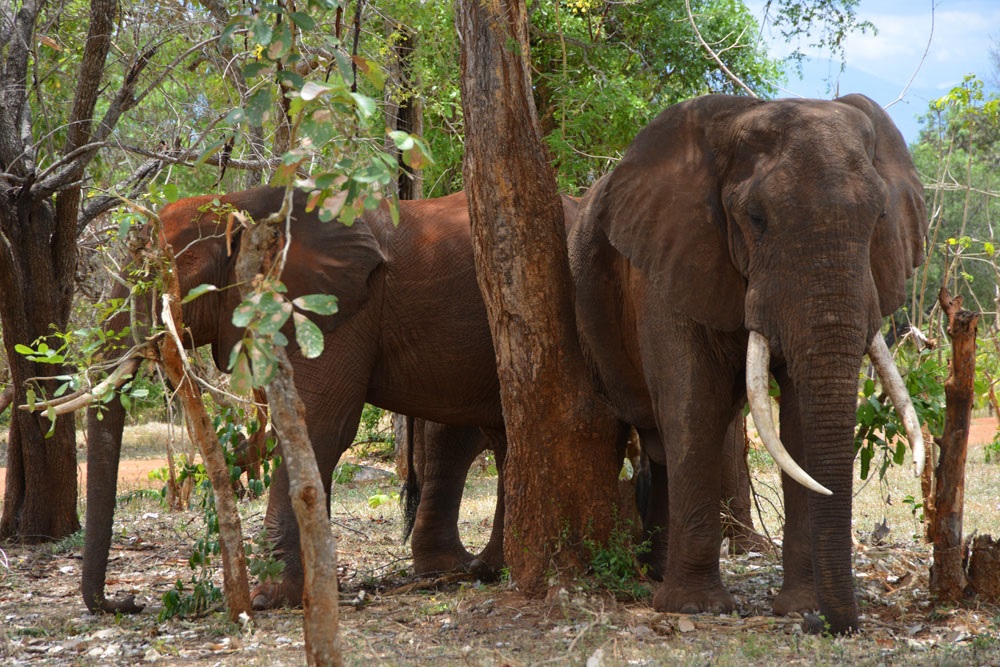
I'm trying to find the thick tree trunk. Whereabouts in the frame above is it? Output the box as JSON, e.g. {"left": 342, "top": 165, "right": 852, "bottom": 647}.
{"left": 456, "top": 0, "right": 621, "bottom": 594}
{"left": 0, "top": 0, "right": 119, "bottom": 545}
{"left": 0, "top": 198, "right": 80, "bottom": 544}
{"left": 929, "top": 287, "right": 977, "bottom": 602}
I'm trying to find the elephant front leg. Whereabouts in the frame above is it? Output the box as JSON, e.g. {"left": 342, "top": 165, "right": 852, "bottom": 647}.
{"left": 250, "top": 457, "right": 306, "bottom": 610}
{"left": 652, "top": 413, "right": 737, "bottom": 615}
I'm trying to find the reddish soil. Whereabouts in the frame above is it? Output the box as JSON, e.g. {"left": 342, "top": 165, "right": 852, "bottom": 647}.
{"left": 0, "top": 458, "right": 169, "bottom": 501}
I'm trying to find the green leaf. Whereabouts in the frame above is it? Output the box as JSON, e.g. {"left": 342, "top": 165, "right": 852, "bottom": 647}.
{"left": 183, "top": 284, "right": 219, "bottom": 304}
{"left": 301, "top": 81, "right": 334, "bottom": 102}
{"left": 15, "top": 344, "right": 35, "bottom": 356}
{"left": 250, "top": 339, "right": 278, "bottom": 386}
{"left": 246, "top": 88, "right": 273, "bottom": 127}
{"left": 289, "top": 11, "right": 316, "bottom": 31}
{"left": 232, "top": 300, "right": 256, "bottom": 328}
{"left": 253, "top": 295, "right": 292, "bottom": 336}
{"left": 350, "top": 92, "right": 377, "bottom": 118}
{"left": 294, "top": 313, "right": 325, "bottom": 359}
{"left": 231, "top": 349, "right": 253, "bottom": 395}
{"left": 893, "top": 440, "right": 907, "bottom": 466}
{"left": 292, "top": 294, "right": 338, "bottom": 315}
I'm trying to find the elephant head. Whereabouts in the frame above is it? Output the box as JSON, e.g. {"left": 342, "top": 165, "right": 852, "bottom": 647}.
{"left": 571, "top": 94, "right": 927, "bottom": 634}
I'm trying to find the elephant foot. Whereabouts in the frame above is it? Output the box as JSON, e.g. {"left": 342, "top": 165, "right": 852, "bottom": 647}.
{"left": 251, "top": 578, "right": 303, "bottom": 610}
{"left": 653, "top": 580, "right": 735, "bottom": 615}
{"left": 412, "top": 547, "right": 474, "bottom": 576}
{"left": 772, "top": 585, "right": 819, "bottom": 617}
{"left": 469, "top": 557, "right": 502, "bottom": 582}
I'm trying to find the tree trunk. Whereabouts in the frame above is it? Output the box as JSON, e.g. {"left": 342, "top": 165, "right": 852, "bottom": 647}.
{"left": 929, "top": 287, "right": 977, "bottom": 602}
{"left": 456, "top": 0, "right": 621, "bottom": 594}
{"left": 233, "top": 194, "right": 341, "bottom": 666}
{"left": 384, "top": 21, "right": 423, "bottom": 201}
{"left": 0, "top": 200, "right": 80, "bottom": 544}
{"left": 0, "top": 0, "right": 120, "bottom": 545}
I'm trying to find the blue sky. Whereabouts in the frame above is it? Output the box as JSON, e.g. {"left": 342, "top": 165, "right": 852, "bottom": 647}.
{"left": 743, "top": 0, "right": 1000, "bottom": 144}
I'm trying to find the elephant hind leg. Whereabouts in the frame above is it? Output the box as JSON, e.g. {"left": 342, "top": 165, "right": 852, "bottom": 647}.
{"left": 470, "top": 429, "right": 506, "bottom": 579}
{"left": 409, "top": 422, "right": 489, "bottom": 576}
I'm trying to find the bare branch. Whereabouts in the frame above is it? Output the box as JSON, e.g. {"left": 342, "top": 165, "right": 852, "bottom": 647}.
{"left": 18, "top": 344, "right": 154, "bottom": 416}
{"left": 885, "top": 3, "right": 935, "bottom": 109}
{"left": 685, "top": 0, "right": 758, "bottom": 99}
{"left": 0, "top": 0, "right": 41, "bottom": 173}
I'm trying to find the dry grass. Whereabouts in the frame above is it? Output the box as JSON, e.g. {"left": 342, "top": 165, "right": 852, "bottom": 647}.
{"left": 0, "top": 421, "right": 999, "bottom": 665}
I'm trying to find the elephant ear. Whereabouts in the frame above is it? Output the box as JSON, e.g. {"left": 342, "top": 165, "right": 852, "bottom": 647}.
{"left": 596, "top": 95, "right": 758, "bottom": 331}
{"left": 835, "top": 94, "right": 928, "bottom": 316}
{"left": 279, "top": 188, "right": 387, "bottom": 332}
{"left": 214, "top": 187, "right": 387, "bottom": 362}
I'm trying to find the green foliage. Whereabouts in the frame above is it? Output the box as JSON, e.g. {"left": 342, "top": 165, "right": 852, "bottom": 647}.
{"left": 984, "top": 433, "right": 1000, "bottom": 465}
{"left": 911, "top": 75, "right": 1000, "bottom": 329}
{"left": 760, "top": 0, "right": 875, "bottom": 76}
{"left": 854, "top": 350, "right": 945, "bottom": 481}
{"left": 354, "top": 404, "right": 395, "bottom": 460}
{"left": 159, "top": 404, "right": 280, "bottom": 619}
{"left": 584, "top": 521, "right": 651, "bottom": 601}
{"left": 333, "top": 462, "right": 362, "bottom": 485}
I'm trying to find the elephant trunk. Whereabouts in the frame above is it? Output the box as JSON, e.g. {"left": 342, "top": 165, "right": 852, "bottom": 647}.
{"left": 81, "top": 285, "right": 149, "bottom": 614}
{"left": 82, "top": 398, "right": 143, "bottom": 613}
{"left": 783, "top": 315, "right": 869, "bottom": 635}
{"left": 798, "top": 367, "right": 861, "bottom": 634}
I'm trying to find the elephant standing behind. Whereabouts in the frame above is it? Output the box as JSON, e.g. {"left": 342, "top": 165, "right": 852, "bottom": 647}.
{"left": 569, "top": 94, "right": 927, "bottom": 634}
{"left": 84, "top": 188, "right": 524, "bottom": 612}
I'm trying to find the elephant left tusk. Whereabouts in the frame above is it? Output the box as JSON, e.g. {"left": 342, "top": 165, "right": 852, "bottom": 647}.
{"left": 868, "top": 334, "right": 925, "bottom": 477}
{"left": 746, "top": 331, "right": 833, "bottom": 496}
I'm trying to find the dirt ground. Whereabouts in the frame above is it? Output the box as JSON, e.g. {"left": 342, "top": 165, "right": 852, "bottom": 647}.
{"left": 0, "top": 419, "right": 999, "bottom": 665}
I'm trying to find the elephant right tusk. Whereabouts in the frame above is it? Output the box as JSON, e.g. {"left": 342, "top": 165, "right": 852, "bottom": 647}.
{"left": 746, "top": 331, "right": 833, "bottom": 496}
{"left": 867, "top": 334, "right": 925, "bottom": 477}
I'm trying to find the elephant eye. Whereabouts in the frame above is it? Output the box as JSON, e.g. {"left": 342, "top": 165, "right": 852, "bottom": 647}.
{"left": 748, "top": 212, "right": 767, "bottom": 234}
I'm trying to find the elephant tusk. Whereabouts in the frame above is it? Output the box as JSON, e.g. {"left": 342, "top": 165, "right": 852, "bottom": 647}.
{"left": 746, "top": 331, "right": 833, "bottom": 496}
{"left": 868, "top": 334, "right": 925, "bottom": 477}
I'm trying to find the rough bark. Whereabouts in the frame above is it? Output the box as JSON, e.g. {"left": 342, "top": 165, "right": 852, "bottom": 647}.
{"left": 929, "top": 287, "right": 977, "bottom": 603}
{"left": 457, "top": 0, "right": 621, "bottom": 594}
{"left": 0, "top": 0, "right": 119, "bottom": 544}
{"left": 157, "top": 287, "right": 252, "bottom": 621}
{"left": 384, "top": 21, "right": 423, "bottom": 200}
{"left": 233, "top": 194, "right": 341, "bottom": 666}
{"left": 968, "top": 534, "right": 1000, "bottom": 602}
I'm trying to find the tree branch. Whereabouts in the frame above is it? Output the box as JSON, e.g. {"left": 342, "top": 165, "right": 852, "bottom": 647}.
{"left": 685, "top": 0, "right": 758, "bottom": 98}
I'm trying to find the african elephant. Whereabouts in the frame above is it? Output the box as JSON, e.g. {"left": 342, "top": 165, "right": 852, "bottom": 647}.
{"left": 83, "top": 187, "right": 540, "bottom": 613}
{"left": 568, "top": 94, "right": 927, "bottom": 634}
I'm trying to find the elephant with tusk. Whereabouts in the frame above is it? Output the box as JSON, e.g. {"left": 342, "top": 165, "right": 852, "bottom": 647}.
{"left": 568, "top": 93, "right": 928, "bottom": 634}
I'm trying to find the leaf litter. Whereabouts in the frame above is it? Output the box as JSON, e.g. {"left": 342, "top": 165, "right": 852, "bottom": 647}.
{"left": 1, "top": 424, "right": 1000, "bottom": 665}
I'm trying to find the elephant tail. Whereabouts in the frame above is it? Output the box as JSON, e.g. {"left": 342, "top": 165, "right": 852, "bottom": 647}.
{"left": 401, "top": 415, "right": 420, "bottom": 543}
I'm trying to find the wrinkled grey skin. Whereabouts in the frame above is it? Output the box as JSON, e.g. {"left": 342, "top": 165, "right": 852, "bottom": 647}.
{"left": 569, "top": 94, "right": 927, "bottom": 634}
